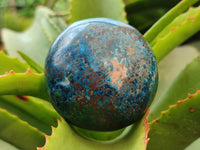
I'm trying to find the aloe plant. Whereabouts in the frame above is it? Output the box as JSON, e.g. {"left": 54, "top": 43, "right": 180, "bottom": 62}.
{"left": 0, "top": 0, "right": 200, "bottom": 149}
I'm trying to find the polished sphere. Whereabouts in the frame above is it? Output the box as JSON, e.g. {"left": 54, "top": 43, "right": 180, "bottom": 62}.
{"left": 45, "top": 18, "right": 158, "bottom": 131}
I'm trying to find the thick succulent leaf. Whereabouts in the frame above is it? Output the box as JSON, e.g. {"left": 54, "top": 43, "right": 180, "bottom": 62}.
{"left": 0, "top": 50, "right": 60, "bottom": 135}
{"left": 69, "top": 0, "right": 127, "bottom": 24}
{"left": 0, "top": 95, "right": 60, "bottom": 135}
{"left": 144, "top": 0, "right": 199, "bottom": 43}
{"left": 152, "top": 6, "right": 200, "bottom": 62}
{"left": 149, "top": 56, "right": 200, "bottom": 121}
{"left": 0, "top": 108, "right": 45, "bottom": 150}
{"left": 150, "top": 6, "right": 200, "bottom": 46}
{"left": 2, "top": 6, "right": 67, "bottom": 66}
{"left": 38, "top": 112, "right": 149, "bottom": 150}
{"left": 147, "top": 90, "right": 200, "bottom": 150}
{"left": 0, "top": 52, "right": 30, "bottom": 74}
{"left": 0, "top": 69, "right": 49, "bottom": 100}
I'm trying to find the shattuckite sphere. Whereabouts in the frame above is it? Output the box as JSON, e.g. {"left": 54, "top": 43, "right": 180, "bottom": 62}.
{"left": 45, "top": 18, "right": 158, "bottom": 131}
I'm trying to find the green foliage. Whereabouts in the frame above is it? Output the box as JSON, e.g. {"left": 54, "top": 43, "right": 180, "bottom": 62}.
{"left": 2, "top": 6, "right": 66, "bottom": 66}
{"left": 0, "top": 52, "right": 30, "bottom": 74}
{"left": 144, "top": 0, "right": 199, "bottom": 43}
{"left": 0, "top": 95, "right": 59, "bottom": 135}
{"left": 152, "top": 6, "right": 200, "bottom": 62}
{"left": 0, "top": 0, "right": 200, "bottom": 149}
{"left": 148, "top": 91, "right": 200, "bottom": 150}
{"left": 0, "top": 70, "right": 48, "bottom": 100}
{"left": 149, "top": 57, "right": 200, "bottom": 122}
{"left": 0, "top": 108, "right": 45, "bottom": 150}
{"left": 38, "top": 113, "right": 149, "bottom": 150}
{"left": 2, "top": 11, "right": 32, "bottom": 31}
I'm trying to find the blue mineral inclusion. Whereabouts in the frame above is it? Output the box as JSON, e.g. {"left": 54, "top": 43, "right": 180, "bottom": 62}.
{"left": 45, "top": 18, "right": 158, "bottom": 131}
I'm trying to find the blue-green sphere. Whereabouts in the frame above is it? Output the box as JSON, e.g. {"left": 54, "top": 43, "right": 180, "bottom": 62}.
{"left": 45, "top": 18, "right": 158, "bottom": 131}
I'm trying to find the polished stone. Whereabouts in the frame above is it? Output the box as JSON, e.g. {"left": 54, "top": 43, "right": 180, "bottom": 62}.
{"left": 45, "top": 18, "right": 158, "bottom": 131}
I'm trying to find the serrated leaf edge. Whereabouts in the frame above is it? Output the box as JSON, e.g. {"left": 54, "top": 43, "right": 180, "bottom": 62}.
{"left": 151, "top": 6, "right": 200, "bottom": 47}
{"left": 37, "top": 120, "right": 59, "bottom": 150}
{"left": 0, "top": 68, "right": 48, "bottom": 100}
{"left": 152, "top": 7, "right": 200, "bottom": 61}
{"left": 0, "top": 51, "right": 29, "bottom": 71}
{"left": 150, "top": 90, "right": 200, "bottom": 125}
{"left": 0, "top": 108, "right": 45, "bottom": 148}
{"left": 0, "top": 68, "right": 38, "bottom": 78}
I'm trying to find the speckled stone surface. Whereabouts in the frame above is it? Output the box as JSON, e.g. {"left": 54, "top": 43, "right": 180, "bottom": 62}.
{"left": 45, "top": 18, "right": 158, "bottom": 131}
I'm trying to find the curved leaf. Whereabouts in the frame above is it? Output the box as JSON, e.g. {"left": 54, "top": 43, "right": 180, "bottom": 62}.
{"left": 149, "top": 56, "right": 200, "bottom": 121}
{"left": 144, "top": 0, "right": 199, "bottom": 43}
{"left": 150, "top": 6, "right": 200, "bottom": 46}
{"left": 152, "top": 6, "right": 200, "bottom": 62}
{"left": 153, "top": 44, "right": 199, "bottom": 104}
{"left": 0, "top": 95, "right": 60, "bottom": 135}
{"left": 0, "top": 108, "right": 45, "bottom": 150}
{"left": 0, "top": 69, "right": 48, "bottom": 100}
{"left": 38, "top": 112, "right": 149, "bottom": 150}
{"left": 147, "top": 90, "right": 200, "bottom": 150}
{"left": 0, "top": 52, "right": 30, "bottom": 74}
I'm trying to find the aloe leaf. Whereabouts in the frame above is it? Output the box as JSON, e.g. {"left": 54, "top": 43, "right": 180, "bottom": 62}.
{"left": 2, "top": 6, "right": 67, "bottom": 66}
{"left": 144, "top": 0, "right": 199, "bottom": 43}
{"left": 0, "top": 95, "right": 60, "bottom": 135}
{"left": 147, "top": 91, "right": 200, "bottom": 150}
{"left": 0, "top": 69, "right": 49, "bottom": 100}
{"left": 149, "top": 56, "right": 200, "bottom": 122}
{"left": 152, "top": 6, "right": 200, "bottom": 62}
{"left": 17, "top": 50, "right": 44, "bottom": 73}
{"left": 69, "top": 0, "right": 127, "bottom": 24}
{"left": 0, "top": 52, "right": 30, "bottom": 74}
{"left": 150, "top": 6, "right": 200, "bottom": 47}
{"left": 0, "top": 108, "right": 45, "bottom": 150}
{"left": 38, "top": 112, "right": 149, "bottom": 150}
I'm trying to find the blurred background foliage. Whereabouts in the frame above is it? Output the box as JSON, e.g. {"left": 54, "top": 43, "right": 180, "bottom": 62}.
{"left": 1, "top": 0, "right": 199, "bottom": 37}
{"left": 0, "top": 0, "right": 182, "bottom": 32}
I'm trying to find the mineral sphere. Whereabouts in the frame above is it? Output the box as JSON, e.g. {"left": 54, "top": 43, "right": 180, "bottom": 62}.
{"left": 45, "top": 18, "right": 158, "bottom": 131}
